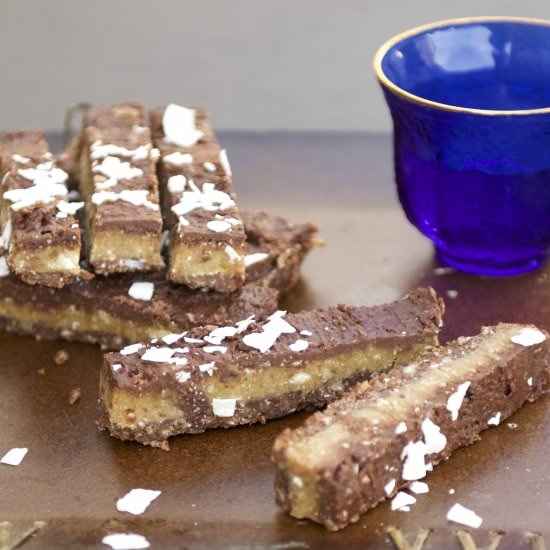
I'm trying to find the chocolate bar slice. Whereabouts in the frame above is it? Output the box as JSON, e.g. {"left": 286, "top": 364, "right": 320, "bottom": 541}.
{"left": 0, "top": 131, "right": 83, "bottom": 288}
{"left": 98, "top": 288, "right": 444, "bottom": 448}
{"left": 79, "top": 102, "right": 164, "bottom": 273}
{"left": 272, "top": 324, "right": 550, "bottom": 531}
{"left": 0, "top": 211, "right": 317, "bottom": 349}
{"left": 150, "top": 104, "right": 246, "bottom": 292}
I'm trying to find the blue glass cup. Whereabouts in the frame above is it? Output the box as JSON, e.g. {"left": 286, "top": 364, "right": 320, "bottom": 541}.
{"left": 374, "top": 17, "right": 550, "bottom": 276}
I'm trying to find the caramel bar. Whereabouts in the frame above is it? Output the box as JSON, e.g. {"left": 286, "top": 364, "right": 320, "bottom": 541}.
{"left": 79, "top": 102, "right": 164, "bottom": 273}
{"left": 98, "top": 288, "right": 444, "bottom": 448}
{"left": 0, "top": 131, "right": 83, "bottom": 288}
{"left": 150, "top": 104, "right": 246, "bottom": 292}
{"left": 273, "top": 324, "right": 550, "bottom": 531}
{"left": 0, "top": 211, "right": 317, "bottom": 348}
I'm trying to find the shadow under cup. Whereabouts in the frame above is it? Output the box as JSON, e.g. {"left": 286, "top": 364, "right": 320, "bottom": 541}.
{"left": 375, "top": 17, "right": 550, "bottom": 276}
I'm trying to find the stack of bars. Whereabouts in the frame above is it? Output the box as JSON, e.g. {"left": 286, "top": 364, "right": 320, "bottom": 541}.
{"left": 0, "top": 102, "right": 320, "bottom": 348}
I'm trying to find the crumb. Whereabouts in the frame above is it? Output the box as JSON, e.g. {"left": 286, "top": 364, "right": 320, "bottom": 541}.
{"left": 54, "top": 349, "right": 69, "bottom": 365}
{"left": 68, "top": 387, "right": 81, "bottom": 405}
{"left": 159, "top": 440, "right": 170, "bottom": 452}
{"left": 507, "top": 422, "right": 518, "bottom": 430}
{"left": 37, "top": 368, "right": 46, "bottom": 375}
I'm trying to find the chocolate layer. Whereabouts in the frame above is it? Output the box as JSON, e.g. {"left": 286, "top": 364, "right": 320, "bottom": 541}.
{"left": 273, "top": 324, "right": 550, "bottom": 531}
{"left": 0, "top": 211, "right": 318, "bottom": 348}
{"left": 98, "top": 287, "right": 444, "bottom": 447}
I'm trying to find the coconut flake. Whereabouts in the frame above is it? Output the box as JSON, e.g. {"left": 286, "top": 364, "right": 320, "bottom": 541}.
{"left": 171, "top": 182, "right": 235, "bottom": 217}
{"left": 289, "top": 339, "right": 309, "bottom": 352}
{"left": 410, "top": 481, "right": 429, "bottom": 494}
{"left": 102, "top": 533, "right": 150, "bottom": 550}
{"left": 225, "top": 245, "right": 240, "bottom": 263}
{"left": 212, "top": 398, "right": 237, "bottom": 417}
{"left": 527, "top": 376, "right": 533, "bottom": 386}
{"left": 242, "top": 311, "right": 296, "bottom": 353}
{"left": 446, "top": 503, "right": 483, "bottom": 528}
{"left": 4, "top": 182, "right": 67, "bottom": 211}
{"left": 204, "top": 326, "right": 238, "bottom": 345}
{"left": 395, "top": 422, "right": 407, "bottom": 434}
{"left": 120, "top": 343, "right": 144, "bottom": 356}
{"left": 128, "top": 282, "right": 155, "bottom": 301}
{"left": 116, "top": 488, "right": 161, "bottom": 516}
{"left": 207, "top": 220, "right": 232, "bottom": 233}
{"left": 11, "top": 154, "right": 30, "bottom": 164}
{"left": 161, "top": 332, "right": 186, "bottom": 345}
{"left": 219, "top": 149, "right": 232, "bottom": 176}
{"left": 244, "top": 252, "right": 269, "bottom": 267}
{"left": 391, "top": 491, "right": 416, "bottom": 511}
{"left": 56, "top": 200, "right": 84, "bottom": 219}
{"left": 141, "top": 347, "right": 174, "bottom": 363}
{"left": 488, "top": 412, "right": 501, "bottom": 426}
{"left": 1, "top": 447, "right": 28, "bottom": 466}
{"left": 162, "top": 104, "right": 204, "bottom": 147}
{"left": 0, "top": 257, "right": 9, "bottom": 277}
{"left": 112, "top": 363, "right": 123, "bottom": 372}
{"left": 203, "top": 161, "right": 216, "bottom": 172}
{"left": 511, "top": 327, "right": 546, "bottom": 347}
{"left": 446, "top": 381, "right": 471, "bottom": 421}
{"left": 384, "top": 479, "right": 396, "bottom": 496}
{"left": 199, "top": 362, "right": 216, "bottom": 375}
{"left": 167, "top": 175, "right": 186, "bottom": 193}
{"left": 93, "top": 156, "right": 143, "bottom": 181}
{"left": 164, "top": 151, "right": 193, "bottom": 166}
{"left": 401, "top": 441, "right": 428, "bottom": 481}
{"left": 421, "top": 418, "right": 447, "bottom": 454}
{"left": 235, "top": 315, "right": 255, "bottom": 334}
{"left": 175, "top": 371, "right": 191, "bottom": 383}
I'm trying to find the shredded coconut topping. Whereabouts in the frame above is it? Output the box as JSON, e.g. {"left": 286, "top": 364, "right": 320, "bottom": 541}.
{"left": 102, "top": 533, "right": 150, "bottom": 550}
{"left": 395, "top": 421, "right": 407, "bottom": 434}
{"left": 446, "top": 381, "right": 471, "bottom": 421}
{"left": 203, "top": 161, "right": 216, "bottom": 172}
{"left": 11, "top": 154, "right": 30, "bottom": 164}
{"left": 93, "top": 155, "right": 143, "bottom": 182}
{"left": 384, "top": 479, "right": 396, "bottom": 496}
{"left": 161, "top": 332, "right": 186, "bottom": 345}
{"left": 56, "top": 200, "right": 84, "bottom": 219}
{"left": 164, "top": 151, "right": 193, "bottom": 166}
{"left": 410, "top": 481, "right": 429, "bottom": 494}
{"left": 171, "top": 182, "right": 235, "bottom": 217}
{"left": 128, "top": 282, "right": 155, "bottom": 301}
{"left": 199, "top": 362, "right": 216, "bottom": 376}
{"left": 212, "top": 398, "right": 237, "bottom": 417}
{"left": 120, "top": 343, "right": 144, "bottom": 356}
{"left": 511, "top": 327, "right": 546, "bottom": 347}
{"left": 242, "top": 310, "right": 296, "bottom": 353}
{"left": 0, "top": 221, "right": 11, "bottom": 251}
{"left": 488, "top": 411, "right": 501, "bottom": 426}
{"left": 162, "top": 104, "right": 204, "bottom": 147}
{"left": 167, "top": 175, "right": 186, "bottom": 193}
{"left": 289, "top": 339, "right": 309, "bottom": 352}
{"left": 116, "top": 488, "right": 161, "bottom": 516}
{"left": 401, "top": 441, "right": 428, "bottom": 481}
{"left": 421, "top": 418, "right": 447, "bottom": 454}
{"left": 207, "top": 220, "right": 232, "bottom": 232}
{"left": 219, "top": 149, "right": 232, "bottom": 176}
{"left": 244, "top": 252, "right": 269, "bottom": 267}
{"left": 1, "top": 447, "right": 28, "bottom": 466}
{"left": 90, "top": 141, "right": 152, "bottom": 162}
{"left": 391, "top": 491, "right": 416, "bottom": 511}
{"left": 446, "top": 503, "right": 483, "bottom": 528}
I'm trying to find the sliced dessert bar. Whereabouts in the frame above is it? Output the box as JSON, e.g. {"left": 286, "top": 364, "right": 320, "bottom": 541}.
{"left": 98, "top": 288, "right": 444, "bottom": 448}
{"left": 0, "top": 131, "right": 83, "bottom": 288}
{"left": 150, "top": 104, "right": 246, "bottom": 292}
{"left": 0, "top": 211, "right": 317, "bottom": 348}
{"left": 79, "top": 102, "right": 164, "bottom": 273}
{"left": 272, "top": 323, "right": 550, "bottom": 531}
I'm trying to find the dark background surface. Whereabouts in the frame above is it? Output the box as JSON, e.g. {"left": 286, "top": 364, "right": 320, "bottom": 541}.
{"left": 1, "top": 133, "right": 550, "bottom": 548}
